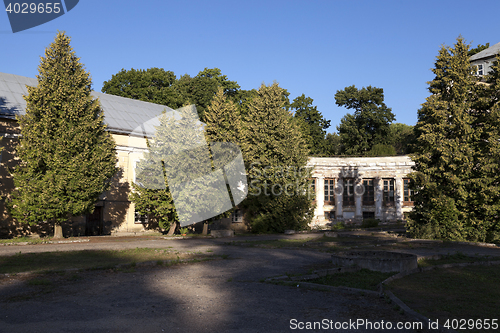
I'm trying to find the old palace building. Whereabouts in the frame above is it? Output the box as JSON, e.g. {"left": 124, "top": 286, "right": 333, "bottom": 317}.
{"left": 307, "top": 156, "right": 414, "bottom": 226}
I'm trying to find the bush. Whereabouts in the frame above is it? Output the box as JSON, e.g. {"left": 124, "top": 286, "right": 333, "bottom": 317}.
{"left": 331, "top": 221, "right": 345, "bottom": 230}
{"left": 245, "top": 192, "right": 313, "bottom": 233}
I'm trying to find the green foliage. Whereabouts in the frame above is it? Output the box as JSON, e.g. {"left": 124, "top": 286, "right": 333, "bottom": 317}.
{"left": 389, "top": 123, "right": 416, "bottom": 154}
{"left": 335, "top": 85, "right": 396, "bottom": 155}
{"left": 202, "top": 87, "right": 244, "bottom": 221}
{"left": 129, "top": 184, "right": 177, "bottom": 231}
{"left": 365, "top": 143, "right": 396, "bottom": 157}
{"left": 330, "top": 221, "right": 345, "bottom": 230}
{"left": 291, "top": 94, "right": 331, "bottom": 155}
{"left": 102, "top": 67, "right": 241, "bottom": 122}
{"left": 127, "top": 74, "right": 315, "bottom": 233}
{"left": 204, "top": 87, "right": 242, "bottom": 145}
{"left": 408, "top": 37, "right": 500, "bottom": 242}
{"left": 361, "top": 218, "right": 380, "bottom": 228}
{"left": 196, "top": 67, "right": 240, "bottom": 98}
{"left": 240, "top": 83, "right": 313, "bottom": 233}
{"left": 468, "top": 43, "right": 490, "bottom": 57}
{"left": 132, "top": 105, "right": 220, "bottom": 231}
{"left": 102, "top": 67, "right": 182, "bottom": 108}
{"left": 324, "top": 132, "right": 341, "bottom": 156}
{"left": 8, "top": 32, "right": 117, "bottom": 231}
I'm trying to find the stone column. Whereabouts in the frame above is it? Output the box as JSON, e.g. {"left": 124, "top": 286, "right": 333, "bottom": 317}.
{"left": 335, "top": 178, "right": 343, "bottom": 220}
{"left": 315, "top": 177, "right": 325, "bottom": 224}
{"left": 395, "top": 177, "right": 403, "bottom": 220}
{"left": 375, "top": 177, "right": 383, "bottom": 220}
{"left": 354, "top": 179, "right": 363, "bottom": 220}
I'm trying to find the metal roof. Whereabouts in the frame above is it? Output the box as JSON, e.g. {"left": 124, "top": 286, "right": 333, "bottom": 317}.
{"left": 0, "top": 72, "right": 174, "bottom": 137}
{"left": 470, "top": 42, "right": 500, "bottom": 61}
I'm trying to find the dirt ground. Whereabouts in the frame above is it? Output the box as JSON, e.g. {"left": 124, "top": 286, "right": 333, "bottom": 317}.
{"left": 0, "top": 231, "right": 499, "bottom": 333}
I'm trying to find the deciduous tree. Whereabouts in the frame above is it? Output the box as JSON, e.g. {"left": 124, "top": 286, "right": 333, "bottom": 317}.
{"left": 335, "top": 85, "right": 395, "bottom": 155}
{"left": 102, "top": 67, "right": 182, "bottom": 108}
{"left": 291, "top": 94, "right": 331, "bottom": 155}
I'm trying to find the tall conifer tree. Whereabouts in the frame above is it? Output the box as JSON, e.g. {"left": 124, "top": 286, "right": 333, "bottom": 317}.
{"left": 408, "top": 37, "right": 500, "bottom": 242}
{"left": 467, "top": 53, "right": 500, "bottom": 242}
{"left": 204, "top": 87, "right": 242, "bottom": 145}
{"left": 241, "top": 83, "right": 312, "bottom": 232}
{"left": 9, "top": 32, "right": 117, "bottom": 237}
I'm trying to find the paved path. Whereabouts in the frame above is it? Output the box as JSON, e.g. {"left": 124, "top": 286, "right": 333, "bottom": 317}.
{"left": 0, "top": 232, "right": 498, "bottom": 333}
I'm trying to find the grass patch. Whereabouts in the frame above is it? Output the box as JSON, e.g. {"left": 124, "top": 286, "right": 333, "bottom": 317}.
{"left": 387, "top": 264, "right": 500, "bottom": 332}
{"left": 418, "top": 252, "right": 497, "bottom": 267}
{"left": 308, "top": 269, "right": 396, "bottom": 291}
{"left": 0, "top": 236, "right": 50, "bottom": 245}
{"left": 0, "top": 248, "right": 213, "bottom": 274}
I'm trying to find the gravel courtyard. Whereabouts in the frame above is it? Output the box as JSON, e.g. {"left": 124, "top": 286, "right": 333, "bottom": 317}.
{"left": 1, "top": 233, "right": 498, "bottom": 333}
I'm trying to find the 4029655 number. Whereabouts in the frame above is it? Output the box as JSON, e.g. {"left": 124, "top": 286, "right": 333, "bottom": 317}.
{"left": 444, "top": 319, "right": 498, "bottom": 330}
{"left": 5, "top": 2, "right": 61, "bottom": 14}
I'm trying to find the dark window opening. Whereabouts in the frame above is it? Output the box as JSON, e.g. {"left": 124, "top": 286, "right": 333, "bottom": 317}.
{"left": 343, "top": 178, "right": 355, "bottom": 206}
{"left": 363, "top": 211, "right": 375, "bottom": 219}
{"left": 362, "top": 179, "right": 375, "bottom": 206}
{"left": 325, "top": 211, "right": 335, "bottom": 221}
{"left": 231, "top": 209, "right": 243, "bottom": 223}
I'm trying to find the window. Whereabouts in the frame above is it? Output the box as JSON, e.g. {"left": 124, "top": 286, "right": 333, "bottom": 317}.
{"left": 403, "top": 178, "right": 414, "bottom": 206}
{"left": 383, "top": 179, "right": 395, "bottom": 205}
{"left": 343, "top": 178, "right": 355, "bottom": 207}
{"left": 134, "top": 211, "right": 149, "bottom": 224}
{"left": 477, "top": 64, "right": 484, "bottom": 76}
{"left": 363, "top": 211, "right": 375, "bottom": 219}
{"left": 325, "top": 211, "right": 335, "bottom": 221}
{"left": 324, "top": 178, "right": 335, "bottom": 205}
{"left": 231, "top": 209, "right": 243, "bottom": 223}
{"left": 362, "top": 179, "right": 375, "bottom": 206}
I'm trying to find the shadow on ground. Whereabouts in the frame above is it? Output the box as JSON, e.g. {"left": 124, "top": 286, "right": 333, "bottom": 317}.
{"left": 0, "top": 240, "right": 422, "bottom": 333}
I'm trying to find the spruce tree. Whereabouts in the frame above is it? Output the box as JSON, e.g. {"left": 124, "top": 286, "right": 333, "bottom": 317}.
{"left": 408, "top": 37, "right": 500, "bottom": 242}
{"left": 9, "top": 32, "right": 117, "bottom": 237}
{"left": 132, "top": 104, "right": 236, "bottom": 234}
{"left": 241, "top": 83, "right": 312, "bottom": 232}
{"left": 467, "top": 53, "right": 500, "bottom": 242}
{"left": 204, "top": 87, "right": 242, "bottom": 145}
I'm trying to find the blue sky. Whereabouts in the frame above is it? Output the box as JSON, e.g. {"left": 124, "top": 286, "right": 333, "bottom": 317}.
{"left": 1, "top": 0, "right": 499, "bottom": 132}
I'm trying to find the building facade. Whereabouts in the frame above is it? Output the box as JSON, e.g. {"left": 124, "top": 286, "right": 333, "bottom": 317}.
{"left": 470, "top": 42, "right": 500, "bottom": 77}
{"left": 308, "top": 156, "right": 415, "bottom": 226}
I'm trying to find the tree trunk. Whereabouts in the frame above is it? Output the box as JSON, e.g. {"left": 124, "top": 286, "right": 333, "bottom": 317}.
{"left": 53, "top": 224, "right": 63, "bottom": 239}
{"left": 202, "top": 222, "right": 208, "bottom": 235}
{"left": 167, "top": 222, "right": 178, "bottom": 236}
